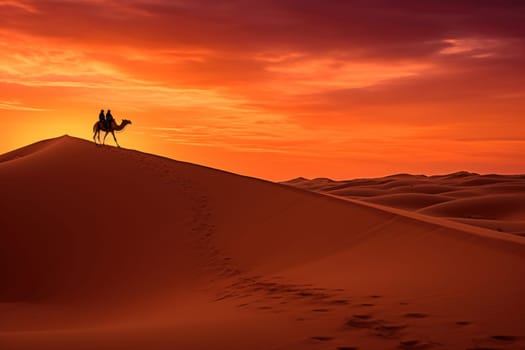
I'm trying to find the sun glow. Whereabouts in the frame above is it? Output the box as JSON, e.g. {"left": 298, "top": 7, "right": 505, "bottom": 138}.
{"left": 1, "top": 1, "right": 524, "bottom": 179}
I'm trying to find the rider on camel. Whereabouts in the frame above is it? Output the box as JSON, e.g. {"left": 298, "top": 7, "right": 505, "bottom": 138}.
{"left": 99, "top": 109, "right": 106, "bottom": 128}
{"left": 106, "top": 109, "right": 115, "bottom": 129}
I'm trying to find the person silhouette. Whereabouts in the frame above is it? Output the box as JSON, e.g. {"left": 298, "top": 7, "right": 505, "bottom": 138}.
{"left": 106, "top": 109, "right": 114, "bottom": 129}
{"left": 99, "top": 109, "right": 106, "bottom": 128}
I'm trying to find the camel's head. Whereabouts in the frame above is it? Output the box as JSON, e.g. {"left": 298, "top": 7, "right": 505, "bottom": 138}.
{"left": 123, "top": 119, "right": 132, "bottom": 125}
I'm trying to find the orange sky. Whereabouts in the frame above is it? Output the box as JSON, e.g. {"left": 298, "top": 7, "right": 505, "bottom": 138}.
{"left": 1, "top": 0, "right": 524, "bottom": 180}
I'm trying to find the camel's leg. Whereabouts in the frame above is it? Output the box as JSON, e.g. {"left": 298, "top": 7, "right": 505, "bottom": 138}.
{"left": 103, "top": 132, "right": 109, "bottom": 145}
{"left": 94, "top": 129, "right": 100, "bottom": 144}
{"left": 111, "top": 131, "right": 120, "bottom": 148}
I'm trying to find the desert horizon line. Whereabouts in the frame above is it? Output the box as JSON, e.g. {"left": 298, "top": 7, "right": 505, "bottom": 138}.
{"left": 3, "top": 134, "right": 524, "bottom": 182}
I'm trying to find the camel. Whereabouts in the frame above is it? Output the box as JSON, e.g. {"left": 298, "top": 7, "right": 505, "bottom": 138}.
{"left": 93, "top": 119, "right": 132, "bottom": 147}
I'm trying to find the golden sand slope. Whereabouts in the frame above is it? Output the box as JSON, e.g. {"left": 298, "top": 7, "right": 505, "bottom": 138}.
{"left": 1, "top": 136, "right": 524, "bottom": 350}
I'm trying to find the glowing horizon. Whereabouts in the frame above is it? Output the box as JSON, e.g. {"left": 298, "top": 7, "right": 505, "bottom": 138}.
{"left": 1, "top": 0, "right": 524, "bottom": 180}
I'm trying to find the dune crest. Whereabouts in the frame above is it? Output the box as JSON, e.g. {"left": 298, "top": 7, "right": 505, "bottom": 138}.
{"left": 1, "top": 136, "right": 524, "bottom": 350}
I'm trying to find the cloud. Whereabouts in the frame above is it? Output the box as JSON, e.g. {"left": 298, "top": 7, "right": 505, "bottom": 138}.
{"left": 0, "top": 100, "right": 47, "bottom": 111}
{"left": 2, "top": 1, "right": 523, "bottom": 55}
{"left": 0, "top": 30, "right": 250, "bottom": 113}
{"left": 0, "top": 0, "right": 37, "bottom": 13}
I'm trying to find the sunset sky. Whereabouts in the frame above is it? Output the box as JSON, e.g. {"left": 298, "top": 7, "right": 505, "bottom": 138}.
{"left": 1, "top": 0, "right": 524, "bottom": 180}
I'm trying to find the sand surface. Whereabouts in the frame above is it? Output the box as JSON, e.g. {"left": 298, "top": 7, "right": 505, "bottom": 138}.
{"left": 1, "top": 136, "right": 524, "bottom": 350}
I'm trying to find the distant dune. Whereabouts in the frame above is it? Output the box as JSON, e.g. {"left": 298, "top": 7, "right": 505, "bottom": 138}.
{"left": 283, "top": 173, "right": 525, "bottom": 237}
{"left": 1, "top": 136, "right": 524, "bottom": 350}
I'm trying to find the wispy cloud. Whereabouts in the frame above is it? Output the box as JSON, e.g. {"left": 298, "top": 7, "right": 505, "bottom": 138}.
{"left": 0, "top": 100, "right": 47, "bottom": 111}
{"left": 265, "top": 56, "right": 431, "bottom": 93}
{"left": 0, "top": 30, "right": 249, "bottom": 113}
{"left": 0, "top": 0, "right": 37, "bottom": 13}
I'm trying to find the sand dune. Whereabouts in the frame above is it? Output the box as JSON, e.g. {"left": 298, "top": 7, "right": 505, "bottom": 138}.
{"left": 364, "top": 193, "right": 454, "bottom": 210}
{"left": 419, "top": 194, "right": 525, "bottom": 220}
{"left": 451, "top": 218, "right": 525, "bottom": 237}
{"left": 1, "top": 136, "right": 525, "bottom": 350}
{"left": 285, "top": 172, "right": 525, "bottom": 236}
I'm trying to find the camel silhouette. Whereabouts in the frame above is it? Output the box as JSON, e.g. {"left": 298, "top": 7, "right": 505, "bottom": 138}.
{"left": 93, "top": 119, "right": 132, "bottom": 147}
